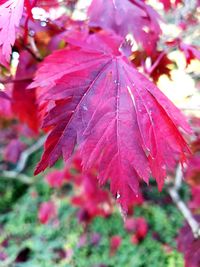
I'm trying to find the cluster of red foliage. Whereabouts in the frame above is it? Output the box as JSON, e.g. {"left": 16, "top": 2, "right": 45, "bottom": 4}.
{"left": 40, "top": 153, "right": 144, "bottom": 223}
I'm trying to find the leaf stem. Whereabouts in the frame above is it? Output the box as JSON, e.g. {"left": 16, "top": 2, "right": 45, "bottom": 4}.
{"left": 14, "top": 135, "right": 46, "bottom": 173}
{"left": 167, "top": 164, "right": 200, "bottom": 238}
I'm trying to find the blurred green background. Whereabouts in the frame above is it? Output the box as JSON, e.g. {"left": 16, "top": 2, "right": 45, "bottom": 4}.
{"left": 0, "top": 150, "right": 188, "bottom": 267}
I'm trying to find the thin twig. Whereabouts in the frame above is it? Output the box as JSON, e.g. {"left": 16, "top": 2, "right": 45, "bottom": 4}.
{"left": 1, "top": 170, "right": 33, "bottom": 184}
{"left": 167, "top": 165, "right": 200, "bottom": 238}
{"left": 146, "top": 51, "right": 166, "bottom": 75}
{"left": 20, "top": 36, "right": 43, "bottom": 62}
{"left": 0, "top": 136, "right": 46, "bottom": 184}
{"left": 23, "top": 45, "right": 42, "bottom": 62}
{"left": 29, "top": 36, "right": 43, "bottom": 61}
{"left": 174, "top": 163, "right": 183, "bottom": 190}
{"left": 14, "top": 135, "right": 46, "bottom": 173}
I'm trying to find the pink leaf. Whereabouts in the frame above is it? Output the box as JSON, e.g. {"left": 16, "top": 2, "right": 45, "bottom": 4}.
{"left": 124, "top": 218, "right": 136, "bottom": 233}
{"left": 0, "top": 0, "right": 24, "bottom": 65}
{"left": 45, "top": 169, "right": 67, "bottom": 188}
{"left": 0, "top": 91, "right": 10, "bottom": 100}
{"left": 3, "top": 138, "right": 25, "bottom": 163}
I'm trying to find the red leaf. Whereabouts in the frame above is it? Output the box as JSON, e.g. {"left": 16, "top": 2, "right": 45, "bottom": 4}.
{"left": 130, "top": 234, "right": 139, "bottom": 244}
{"left": 88, "top": 0, "right": 161, "bottom": 54}
{"left": 179, "top": 42, "right": 200, "bottom": 66}
{"left": 45, "top": 170, "right": 65, "bottom": 188}
{"left": 45, "top": 169, "right": 71, "bottom": 188}
{"left": 110, "top": 235, "right": 121, "bottom": 256}
{"left": 71, "top": 171, "right": 112, "bottom": 223}
{"left": 135, "top": 217, "right": 148, "bottom": 240}
{"left": 11, "top": 51, "right": 39, "bottom": 133}
{"left": 124, "top": 217, "right": 148, "bottom": 240}
{"left": 38, "top": 201, "right": 57, "bottom": 224}
{"left": 158, "top": 0, "right": 182, "bottom": 11}
{"left": 145, "top": 51, "right": 174, "bottom": 82}
{"left": 32, "top": 31, "right": 191, "bottom": 210}
{"left": 177, "top": 216, "right": 200, "bottom": 267}
{"left": 132, "top": 50, "right": 175, "bottom": 82}
{"left": 124, "top": 218, "right": 136, "bottom": 233}
{"left": 0, "top": 0, "right": 24, "bottom": 64}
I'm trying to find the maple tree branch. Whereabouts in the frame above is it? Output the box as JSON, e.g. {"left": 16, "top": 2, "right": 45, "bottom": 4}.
{"left": 167, "top": 165, "right": 200, "bottom": 238}
{"left": 14, "top": 136, "right": 46, "bottom": 173}
{"left": 23, "top": 45, "right": 42, "bottom": 62}
{"left": 0, "top": 136, "right": 46, "bottom": 184}
{"left": 174, "top": 163, "right": 183, "bottom": 190}
{"left": 29, "top": 36, "right": 43, "bottom": 61}
{"left": 20, "top": 36, "right": 43, "bottom": 62}
{"left": 146, "top": 51, "right": 166, "bottom": 75}
{"left": 1, "top": 170, "right": 33, "bottom": 184}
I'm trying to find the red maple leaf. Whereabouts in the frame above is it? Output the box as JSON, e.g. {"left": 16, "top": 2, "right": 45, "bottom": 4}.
{"left": 11, "top": 51, "right": 39, "bottom": 132}
{"left": 88, "top": 0, "right": 161, "bottom": 54}
{"left": 32, "top": 31, "right": 191, "bottom": 209}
